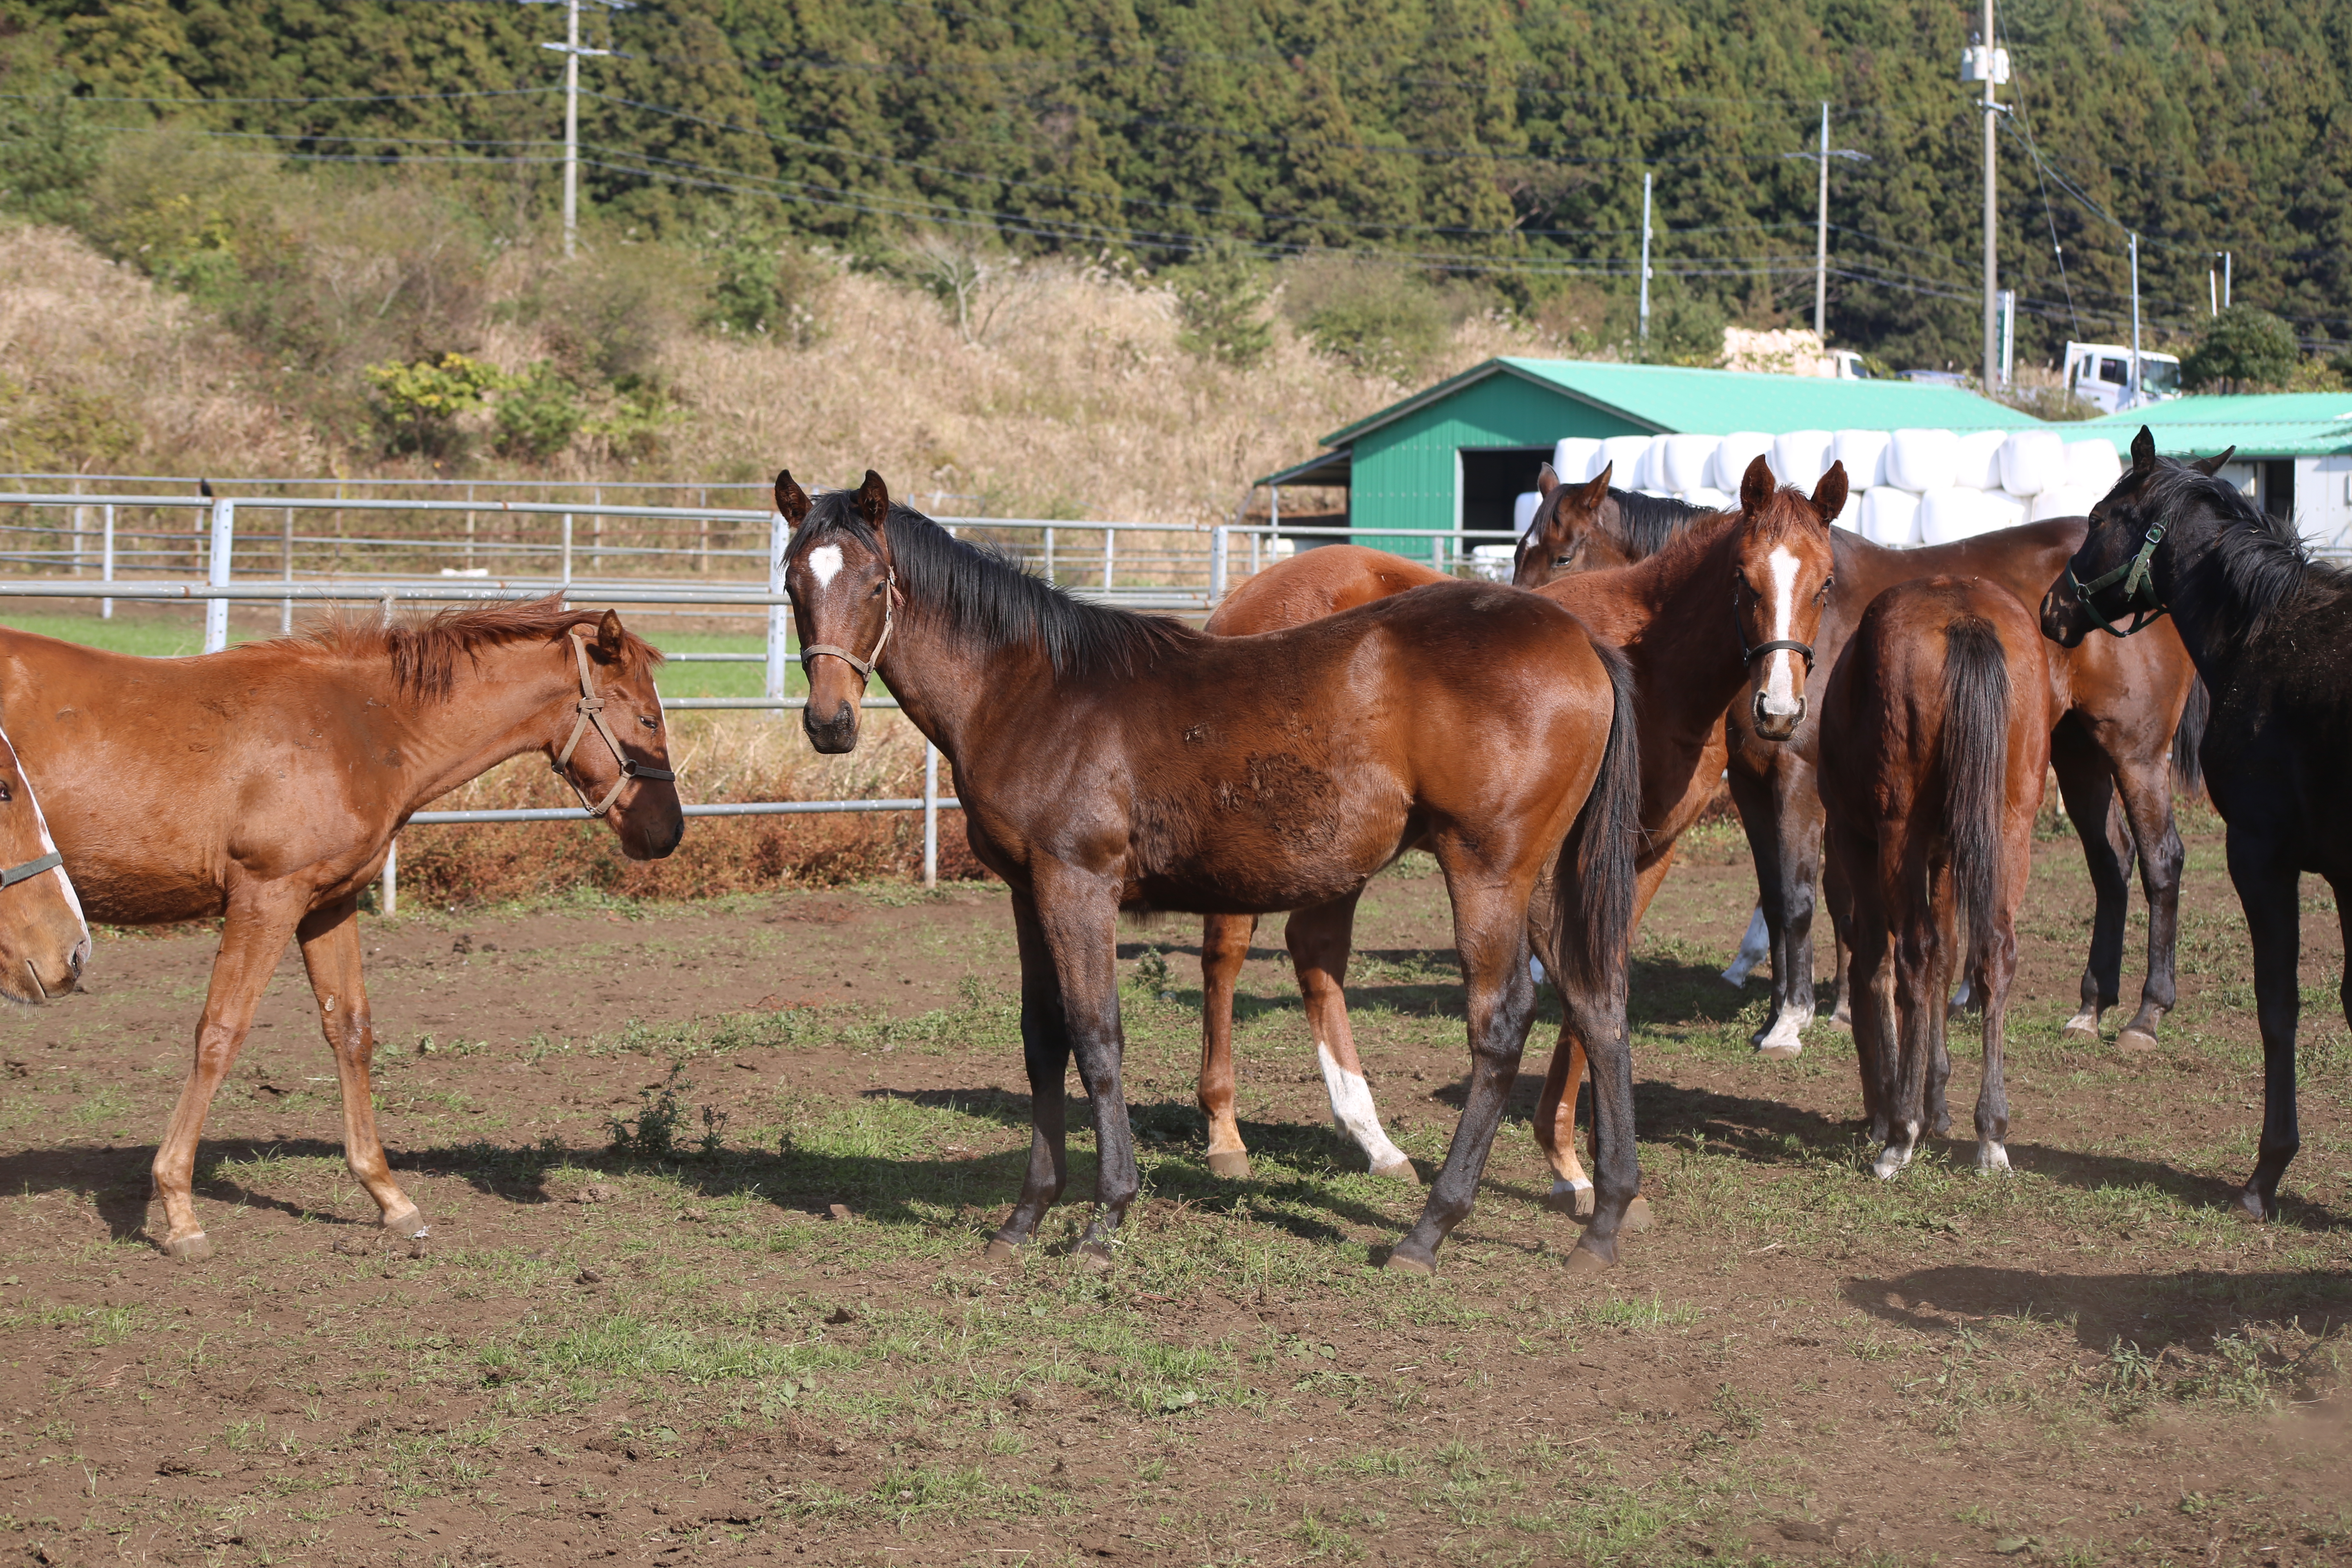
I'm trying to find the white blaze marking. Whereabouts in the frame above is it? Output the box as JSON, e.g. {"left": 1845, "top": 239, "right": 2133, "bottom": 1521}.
{"left": 7, "top": 742, "right": 85, "bottom": 943}
{"left": 807, "top": 543, "right": 844, "bottom": 587}
{"left": 1317, "top": 1042, "right": 1409, "bottom": 1172}
{"left": 1762, "top": 546, "right": 1803, "bottom": 714}
{"left": 1722, "top": 906, "right": 1770, "bottom": 987}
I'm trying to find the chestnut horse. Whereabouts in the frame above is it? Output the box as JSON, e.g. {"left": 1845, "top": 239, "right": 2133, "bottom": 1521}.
{"left": 1820, "top": 578, "right": 2052, "bottom": 1179}
{"left": 1195, "top": 457, "right": 1839, "bottom": 1216}
{"left": 2045, "top": 431, "right": 2352, "bottom": 1220}
{"left": 1518, "top": 470, "right": 2202, "bottom": 1057}
{"left": 778, "top": 470, "right": 1643, "bottom": 1274}
{"left": 0, "top": 717, "right": 93, "bottom": 1001}
{"left": 0, "top": 601, "right": 683, "bottom": 1259}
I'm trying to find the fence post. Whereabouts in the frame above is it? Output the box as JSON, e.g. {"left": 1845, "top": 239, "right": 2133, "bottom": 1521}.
{"left": 1043, "top": 525, "right": 1055, "bottom": 584}
{"left": 1102, "top": 526, "right": 1114, "bottom": 591}
{"left": 1209, "top": 524, "right": 1228, "bottom": 602}
{"left": 561, "top": 512, "right": 574, "bottom": 588}
{"left": 100, "top": 504, "right": 114, "bottom": 620}
{"left": 922, "top": 743, "right": 939, "bottom": 889}
{"left": 204, "top": 499, "right": 235, "bottom": 653}
{"left": 381, "top": 837, "right": 397, "bottom": 918}
{"left": 764, "top": 503, "right": 791, "bottom": 706}
{"left": 281, "top": 507, "right": 294, "bottom": 633}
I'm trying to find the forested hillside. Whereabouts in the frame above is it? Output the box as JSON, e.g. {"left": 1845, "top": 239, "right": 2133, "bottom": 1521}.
{"left": 1, "top": 0, "right": 2346, "bottom": 370}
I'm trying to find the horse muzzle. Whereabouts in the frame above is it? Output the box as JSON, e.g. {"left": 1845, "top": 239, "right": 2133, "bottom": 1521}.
{"left": 1752, "top": 689, "right": 1806, "bottom": 741}
{"left": 803, "top": 701, "right": 862, "bottom": 755}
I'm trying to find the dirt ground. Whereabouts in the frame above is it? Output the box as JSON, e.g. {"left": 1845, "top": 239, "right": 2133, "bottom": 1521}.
{"left": 1, "top": 813, "right": 2347, "bottom": 1567}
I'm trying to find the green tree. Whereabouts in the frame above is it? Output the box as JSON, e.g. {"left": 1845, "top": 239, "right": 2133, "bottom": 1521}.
{"left": 2181, "top": 306, "right": 2303, "bottom": 392}
{"left": 1170, "top": 241, "right": 1272, "bottom": 367}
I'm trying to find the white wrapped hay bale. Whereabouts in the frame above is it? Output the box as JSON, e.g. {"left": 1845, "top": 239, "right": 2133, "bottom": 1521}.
{"left": 2065, "top": 438, "right": 2122, "bottom": 490}
{"left": 1513, "top": 492, "right": 1543, "bottom": 535}
{"left": 1599, "top": 434, "right": 1654, "bottom": 488}
{"left": 1887, "top": 428, "right": 1960, "bottom": 492}
{"left": 1998, "top": 429, "right": 2067, "bottom": 497}
{"left": 1917, "top": 487, "right": 1985, "bottom": 545}
{"left": 1862, "top": 487, "right": 1922, "bottom": 546}
{"left": 1552, "top": 437, "right": 1604, "bottom": 483}
{"left": 1771, "top": 429, "right": 1835, "bottom": 492}
{"left": 1833, "top": 429, "right": 1892, "bottom": 488}
{"left": 1655, "top": 433, "right": 1719, "bottom": 495}
{"left": 1684, "top": 486, "right": 1734, "bottom": 512}
{"left": 1979, "top": 491, "right": 2030, "bottom": 534}
{"left": 1954, "top": 428, "right": 2008, "bottom": 490}
{"left": 2030, "top": 483, "right": 2103, "bottom": 523}
{"left": 1710, "top": 430, "right": 1775, "bottom": 491}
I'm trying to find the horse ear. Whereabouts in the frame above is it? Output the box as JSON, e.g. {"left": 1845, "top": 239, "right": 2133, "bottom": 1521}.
{"left": 594, "top": 608, "right": 625, "bottom": 660}
{"left": 1536, "top": 463, "right": 1560, "bottom": 500}
{"left": 774, "top": 469, "right": 812, "bottom": 525}
{"left": 2130, "top": 426, "right": 2157, "bottom": 475}
{"left": 1809, "top": 461, "right": 1849, "bottom": 526}
{"left": 2191, "top": 445, "right": 2237, "bottom": 476}
{"left": 1739, "top": 453, "right": 1777, "bottom": 513}
{"left": 1579, "top": 464, "right": 1612, "bottom": 510}
{"left": 854, "top": 469, "right": 891, "bottom": 532}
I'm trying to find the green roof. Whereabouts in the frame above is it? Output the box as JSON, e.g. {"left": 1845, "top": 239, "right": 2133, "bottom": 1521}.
{"left": 2075, "top": 393, "right": 2352, "bottom": 460}
{"left": 1318, "top": 357, "right": 2045, "bottom": 450}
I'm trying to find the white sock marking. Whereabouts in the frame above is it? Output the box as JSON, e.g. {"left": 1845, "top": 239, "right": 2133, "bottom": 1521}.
{"left": 807, "top": 543, "right": 844, "bottom": 587}
{"left": 1722, "top": 906, "right": 1770, "bottom": 986}
{"left": 1317, "top": 1042, "right": 1408, "bottom": 1172}
{"left": 1756, "top": 1009, "right": 1809, "bottom": 1056}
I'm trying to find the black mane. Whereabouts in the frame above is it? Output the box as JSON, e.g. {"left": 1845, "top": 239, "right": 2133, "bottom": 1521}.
{"left": 2141, "top": 458, "right": 2331, "bottom": 643}
{"left": 1607, "top": 488, "right": 1713, "bottom": 559}
{"left": 793, "top": 490, "right": 1202, "bottom": 677}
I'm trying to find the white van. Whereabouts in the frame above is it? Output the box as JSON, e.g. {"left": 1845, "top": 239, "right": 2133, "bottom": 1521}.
{"left": 2064, "top": 342, "right": 2181, "bottom": 414}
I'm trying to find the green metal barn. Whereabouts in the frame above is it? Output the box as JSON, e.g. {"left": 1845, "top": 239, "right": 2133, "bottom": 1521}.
{"left": 1256, "top": 357, "right": 2042, "bottom": 558}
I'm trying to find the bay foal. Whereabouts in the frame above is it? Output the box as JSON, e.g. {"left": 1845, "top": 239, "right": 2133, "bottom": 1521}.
{"left": 0, "top": 603, "right": 682, "bottom": 1259}
{"left": 778, "top": 470, "right": 1642, "bottom": 1274}
{"left": 1820, "top": 579, "right": 2052, "bottom": 1179}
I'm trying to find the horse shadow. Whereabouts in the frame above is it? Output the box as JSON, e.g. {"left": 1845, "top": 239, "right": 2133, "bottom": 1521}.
{"left": 1841, "top": 1263, "right": 2352, "bottom": 1359}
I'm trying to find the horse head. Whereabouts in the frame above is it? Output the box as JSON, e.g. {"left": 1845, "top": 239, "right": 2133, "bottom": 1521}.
{"left": 546, "top": 608, "right": 683, "bottom": 859}
{"left": 1732, "top": 454, "right": 1844, "bottom": 742}
{"left": 778, "top": 468, "right": 897, "bottom": 756}
{"left": 2044, "top": 428, "right": 2233, "bottom": 645}
{"left": 1511, "top": 463, "right": 1633, "bottom": 587}
{"left": 0, "top": 723, "right": 89, "bottom": 1003}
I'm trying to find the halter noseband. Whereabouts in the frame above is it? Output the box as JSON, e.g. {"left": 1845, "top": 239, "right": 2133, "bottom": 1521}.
{"left": 798, "top": 566, "right": 899, "bottom": 683}
{"left": 553, "top": 629, "right": 677, "bottom": 817}
{"left": 2063, "top": 516, "right": 2169, "bottom": 637}
{"left": 0, "top": 849, "right": 61, "bottom": 889}
{"left": 1733, "top": 578, "right": 1816, "bottom": 672}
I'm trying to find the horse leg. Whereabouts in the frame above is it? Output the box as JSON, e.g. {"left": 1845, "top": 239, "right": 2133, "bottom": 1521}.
{"left": 1029, "top": 869, "right": 1136, "bottom": 1267}
{"left": 1831, "top": 818, "right": 1893, "bottom": 1139}
{"left": 1388, "top": 878, "right": 1540, "bottom": 1276}
{"left": 985, "top": 890, "right": 1075, "bottom": 1259}
{"left": 149, "top": 887, "right": 310, "bottom": 1260}
{"left": 297, "top": 898, "right": 424, "bottom": 1238}
{"left": 1732, "top": 756, "right": 1824, "bottom": 1059}
{"left": 1530, "top": 1025, "right": 1592, "bottom": 1214}
{"left": 1197, "top": 913, "right": 1256, "bottom": 1178}
{"left": 1285, "top": 893, "right": 1412, "bottom": 1180}
{"left": 2225, "top": 834, "right": 2301, "bottom": 1221}
{"left": 2109, "top": 755, "right": 2185, "bottom": 1052}
{"left": 1925, "top": 876, "right": 1957, "bottom": 1138}
{"left": 2052, "top": 720, "right": 2132, "bottom": 1042}
{"left": 1821, "top": 840, "right": 1855, "bottom": 1030}
{"left": 1873, "top": 864, "right": 1934, "bottom": 1181}
{"left": 1974, "top": 834, "right": 2027, "bottom": 1174}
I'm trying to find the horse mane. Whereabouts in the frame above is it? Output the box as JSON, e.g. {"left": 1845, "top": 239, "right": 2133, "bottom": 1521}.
{"left": 284, "top": 597, "right": 662, "bottom": 702}
{"left": 1606, "top": 488, "right": 1712, "bottom": 559}
{"left": 794, "top": 489, "right": 1203, "bottom": 676}
{"left": 2141, "top": 458, "right": 2326, "bottom": 641}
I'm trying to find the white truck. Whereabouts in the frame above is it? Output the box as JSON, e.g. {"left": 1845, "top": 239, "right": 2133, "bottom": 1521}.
{"left": 2064, "top": 341, "right": 2181, "bottom": 414}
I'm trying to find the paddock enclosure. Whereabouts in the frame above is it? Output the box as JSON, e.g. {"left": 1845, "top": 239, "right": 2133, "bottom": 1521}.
{"left": 0, "top": 811, "right": 2346, "bottom": 1566}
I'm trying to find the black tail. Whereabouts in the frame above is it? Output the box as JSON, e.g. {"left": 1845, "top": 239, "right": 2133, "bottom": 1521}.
{"left": 1557, "top": 639, "right": 1642, "bottom": 999}
{"left": 1939, "top": 616, "right": 2011, "bottom": 984}
{"left": 2171, "top": 676, "right": 2208, "bottom": 799}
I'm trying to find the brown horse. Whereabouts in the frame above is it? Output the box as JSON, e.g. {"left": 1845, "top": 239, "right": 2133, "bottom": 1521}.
{"left": 1518, "top": 472, "right": 2201, "bottom": 1058}
{"left": 0, "top": 601, "right": 683, "bottom": 1260}
{"left": 1195, "top": 457, "right": 1840, "bottom": 1216}
{"left": 1820, "top": 578, "right": 2052, "bottom": 1178}
{"left": 0, "top": 717, "right": 93, "bottom": 1002}
{"left": 777, "top": 470, "right": 1643, "bottom": 1274}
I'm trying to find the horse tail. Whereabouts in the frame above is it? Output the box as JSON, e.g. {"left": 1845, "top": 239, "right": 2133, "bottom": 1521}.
{"left": 2171, "top": 675, "right": 2209, "bottom": 799}
{"left": 1557, "top": 638, "right": 1641, "bottom": 998}
{"left": 1939, "top": 615, "right": 2011, "bottom": 982}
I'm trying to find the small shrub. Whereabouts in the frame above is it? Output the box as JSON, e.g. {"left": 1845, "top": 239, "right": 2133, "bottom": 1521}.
{"left": 493, "top": 362, "right": 585, "bottom": 462}
{"left": 702, "top": 204, "right": 829, "bottom": 344}
{"left": 364, "top": 352, "right": 507, "bottom": 460}
{"left": 2181, "top": 305, "right": 2300, "bottom": 392}
{"left": 1170, "top": 241, "right": 1272, "bottom": 368}
{"left": 1283, "top": 256, "right": 1451, "bottom": 380}
{"left": 609, "top": 1065, "right": 693, "bottom": 1160}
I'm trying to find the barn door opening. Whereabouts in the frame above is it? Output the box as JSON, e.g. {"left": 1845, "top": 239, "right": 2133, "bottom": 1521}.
{"left": 1458, "top": 447, "right": 1554, "bottom": 541}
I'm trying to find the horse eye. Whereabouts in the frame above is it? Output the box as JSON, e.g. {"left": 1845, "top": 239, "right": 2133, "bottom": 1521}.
{"left": 0, "top": 782, "right": 11, "bottom": 803}
{"left": 639, "top": 715, "right": 658, "bottom": 731}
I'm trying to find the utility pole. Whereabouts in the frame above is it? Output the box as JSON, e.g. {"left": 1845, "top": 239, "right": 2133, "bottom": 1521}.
{"left": 2129, "top": 231, "right": 2143, "bottom": 405}
{"left": 1815, "top": 102, "right": 1829, "bottom": 339}
{"left": 537, "top": 0, "right": 616, "bottom": 259}
{"left": 1638, "top": 172, "right": 1653, "bottom": 343}
{"left": 2223, "top": 250, "right": 2232, "bottom": 308}
{"left": 1960, "top": 0, "right": 2010, "bottom": 386}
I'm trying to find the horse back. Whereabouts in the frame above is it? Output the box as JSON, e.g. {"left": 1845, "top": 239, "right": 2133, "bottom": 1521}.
{"left": 1207, "top": 544, "right": 1451, "bottom": 637}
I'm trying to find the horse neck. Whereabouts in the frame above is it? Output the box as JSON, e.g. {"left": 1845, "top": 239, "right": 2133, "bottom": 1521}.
{"left": 2154, "top": 509, "right": 2263, "bottom": 683}
{"left": 872, "top": 596, "right": 1035, "bottom": 766}
{"left": 381, "top": 640, "right": 586, "bottom": 812}
{"left": 1563, "top": 517, "right": 1750, "bottom": 722}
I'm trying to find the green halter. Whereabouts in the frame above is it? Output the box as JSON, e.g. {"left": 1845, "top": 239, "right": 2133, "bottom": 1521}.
{"left": 2063, "top": 517, "right": 2169, "bottom": 637}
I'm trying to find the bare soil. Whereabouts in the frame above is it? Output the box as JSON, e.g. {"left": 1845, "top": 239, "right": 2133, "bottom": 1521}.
{"left": 1, "top": 818, "right": 2347, "bottom": 1567}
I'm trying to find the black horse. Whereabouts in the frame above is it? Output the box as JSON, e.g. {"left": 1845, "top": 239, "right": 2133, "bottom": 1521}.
{"left": 2044, "top": 426, "right": 2351, "bottom": 1220}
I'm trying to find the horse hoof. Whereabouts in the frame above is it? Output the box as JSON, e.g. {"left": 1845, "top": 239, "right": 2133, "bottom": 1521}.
{"left": 381, "top": 1205, "right": 428, "bottom": 1240}
{"left": 1976, "top": 1143, "right": 2012, "bottom": 1175}
{"left": 1545, "top": 1180, "right": 1595, "bottom": 1218}
{"left": 1755, "top": 1038, "right": 1803, "bottom": 1062}
{"left": 982, "top": 1237, "right": 1022, "bottom": 1263}
{"left": 1563, "top": 1241, "right": 1614, "bottom": 1276}
{"left": 2061, "top": 1019, "right": 2100, "bottom": 1045}
{"left": 163, "top": 1232, "right": 213, "bottom": 1263}
{"left": 1370, "top": 1158, "right": 1419, "bottom": 1183}
{"left": 1621, "top": 1195, "right": 1655, "bottom": 1233}
{"left": 1073, "top": 1242, "right": 1114, "bottom": 1273}
{"left": 2117, "top": 1027, "right": 2160, "bottom": 1054}
{"left": 1383, "top": 1246, "right": 1434, "bottom": 1277}
{"left": 1205, "top": 1151, "right": 1252, "bottom": 1180}
{"left": 2233, "top": 1189, "right": 2272, "bottom": 1223}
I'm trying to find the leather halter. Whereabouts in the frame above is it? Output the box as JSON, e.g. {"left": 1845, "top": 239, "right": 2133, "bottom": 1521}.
{"left": 2063, "top": 515, "right": 2169, "bottom": 637}
{"left": 0, "top": 849, "right": 61, "bottom": 889}
{"left": 1733, "top": 579, "right": 1816, "bottom": 671}
{"left": 552, "top": 629, "right": 676, "bottom": 817}
{"left": 799, "top": 566, "right": 898, "bottom": 683}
